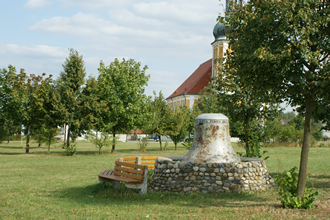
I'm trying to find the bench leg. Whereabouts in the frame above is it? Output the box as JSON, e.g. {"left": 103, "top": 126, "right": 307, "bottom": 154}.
{"left": 99, "top": 178, "right": 121, "bottom": 190}
{"left": 139, "top": 185, "right": 147, "bottom": 195}
{"left": 113, "top": 180, "right": 121, "bottom": 189}
{"left": 125, "top": 166, "right": 148, "bottom": 194}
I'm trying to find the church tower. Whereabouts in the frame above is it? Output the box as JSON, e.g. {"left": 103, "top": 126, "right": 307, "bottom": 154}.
{"left": 211, "top": 22, "right": 229, "bottom": 79}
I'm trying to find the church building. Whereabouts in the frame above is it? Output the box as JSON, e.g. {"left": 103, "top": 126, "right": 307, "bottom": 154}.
{"left": 166, "top": 22, "right": 229, "bottom": 108}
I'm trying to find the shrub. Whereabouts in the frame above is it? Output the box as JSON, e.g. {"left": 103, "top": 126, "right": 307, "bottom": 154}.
{"left": 65, "top": 143, "right": 77, "bottom": 156}
{"left": 163, "top": 141, "right": 168, "bottom": 151}
{"left": 181, "top": 138, "right": 193, "bottom": 150}
{"left": 139, "top": 137, "right": 148, "bottom": 152}
{"left": 237, "top": 134, "right": 269, "bottom": 160}
{"left": 275, "top": 166, "right": 320, "bottom": 209}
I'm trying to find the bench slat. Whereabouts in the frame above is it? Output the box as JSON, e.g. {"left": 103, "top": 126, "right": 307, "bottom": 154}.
{"left": 99, "top": 173, "right": 141, "bottom": 183}
{"left": 141, "top": 161, "right": 155, "bottom": 165}
{"left": 115, "top": 161, "right": 146, "bottom": 170}
{"left": 141, "top": 156, "right": 158, "bottom": 160}
{"left": 121, "top": 157, "right": 137, "bottom": 161}
{"left": 115, "top": 166, "right": 144, "bottom": 175}
{"left": 113, "top": 170, "right": 144, "bottom": 181}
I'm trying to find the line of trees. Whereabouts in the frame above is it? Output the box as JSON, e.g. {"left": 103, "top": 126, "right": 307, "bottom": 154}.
{"left": 0, "top": 49, "right": 151, "bottom": 154}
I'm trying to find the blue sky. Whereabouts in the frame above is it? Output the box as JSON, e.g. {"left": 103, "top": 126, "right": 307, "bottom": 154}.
{"left": 1, "top": 0, "right": 227, "bottom": 99}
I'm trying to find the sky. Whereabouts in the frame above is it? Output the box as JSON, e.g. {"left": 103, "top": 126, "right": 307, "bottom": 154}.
{"left": 0, "top": 0, "right": 227, "bottom": 99}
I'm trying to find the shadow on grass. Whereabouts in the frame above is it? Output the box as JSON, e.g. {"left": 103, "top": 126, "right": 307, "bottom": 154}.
{"left": 307, "top": 175, "right": 330, "bottom": 189}
{"left": 54, "top": 182, "right": 271, "bottom": 208}
{"left": 0, "top": 152, "right": 25, "bottom": 155}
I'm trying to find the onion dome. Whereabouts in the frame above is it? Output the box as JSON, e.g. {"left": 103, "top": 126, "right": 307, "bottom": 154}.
{"left": 212, "top": 22, "right": 226, "bottom": 43}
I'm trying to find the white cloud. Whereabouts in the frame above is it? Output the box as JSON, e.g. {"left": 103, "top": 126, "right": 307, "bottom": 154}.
{"left": 0, "top": 44, "right": 68, "bottom": 76}
{"left": 23, "top": 0, "right": 51, "bottom": 9}
{"left": 59, "top": 0, "right": 131, "bottom": 10}
{"left": 0, "top": 44, "right": 67, "bottom": 58}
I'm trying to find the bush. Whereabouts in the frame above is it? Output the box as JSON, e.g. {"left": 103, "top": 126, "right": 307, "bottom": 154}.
{"left": 139, "top": 137, "right": 148, "bottom": 152}
{"left": 181, "top": 138, "right": 193, "bottom": 150}
{"left": 65, "top": 143, "right": 77, "bottom": 156}
{"left": 236, "top": 134, "right": 269, "bottom": 160}
{"left": 275, "top": 166, "right": 320, "bottom": 209}
{"left": 164, "top": 141, "right": 168, "bottom": 151}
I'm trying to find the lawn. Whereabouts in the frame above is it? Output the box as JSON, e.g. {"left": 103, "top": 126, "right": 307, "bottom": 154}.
{"left": 0, "top": 140, "right": 329, "bottom": 219}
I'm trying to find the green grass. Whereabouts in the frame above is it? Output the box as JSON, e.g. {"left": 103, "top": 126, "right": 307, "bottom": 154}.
{"left": 0, "top": 141, "right": 329, "bottom": 219}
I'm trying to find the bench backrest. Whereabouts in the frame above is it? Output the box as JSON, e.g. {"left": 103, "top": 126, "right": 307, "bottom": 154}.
{"left": 116, "top": 156, "right": 158, "bottom": 170}
{"left": 114, "top": 161, "right": 146, "bottom": 183}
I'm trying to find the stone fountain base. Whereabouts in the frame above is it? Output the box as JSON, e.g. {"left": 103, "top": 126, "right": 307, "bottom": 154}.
{"left": 148, "top": 156, "right": 274, "bottom": 193}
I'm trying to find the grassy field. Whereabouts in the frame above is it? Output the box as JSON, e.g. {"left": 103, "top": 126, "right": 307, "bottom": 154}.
{"left": 0, "top": 140, "right": 329, "bottom": 219}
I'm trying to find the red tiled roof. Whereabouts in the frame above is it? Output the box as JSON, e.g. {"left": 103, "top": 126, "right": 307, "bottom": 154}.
{"left": 166, "top": 59, "right": 212, "bottom": 100}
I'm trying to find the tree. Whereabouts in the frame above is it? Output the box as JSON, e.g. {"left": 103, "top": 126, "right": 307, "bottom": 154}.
{"left": 39, "top": 125, "right": 60, "bottom": 154}
{"left": 56, "top": 49, "right": 87, "bottom": 148}
{"left": 167, "top": 106, "right": 190, "bottom": 150}
{"left": 223, "top": 0, "right": 330, "bottom": 197}
{"left": 97, "top": 58, "right": 149, "bottom": 153}
{"left": 142, "top": 91, "right": 169, "bottom": 151}
{"left": 0, "top": 66, "right": 53, "bottom": 153}
{"left": 0, "top": 66, "right": 24, "bottom": 144}
{"left": 85, "top": 130, "right": 112, "bottom": 154}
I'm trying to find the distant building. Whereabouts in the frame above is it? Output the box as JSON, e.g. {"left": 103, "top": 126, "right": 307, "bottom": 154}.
{"left": 166, "top": 22, "right": 229, "bottom": 108}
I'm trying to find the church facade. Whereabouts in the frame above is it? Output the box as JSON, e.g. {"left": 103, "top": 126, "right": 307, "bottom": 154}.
{"left": 166, "top": 22, "right": 229, "bottom": 108}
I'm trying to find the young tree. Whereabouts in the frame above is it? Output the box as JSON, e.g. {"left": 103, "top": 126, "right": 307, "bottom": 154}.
{"left": 142, "top": 91, "right": 170, "bottom": 151}
{"left": 56, "top": 49, "right": 87, "bottom": 148}
{"left": 223, "top": 0, "right": 330, "bottom": 197}
{"left": 0, "top": 66, "right": 53, "bottom": 153}
{"left": 39, "top": 125, "right": 60, "bottom": 154}
{"left": 85, "top": 130, "right": 112, "bottom": 154}
{"left": 0, "top": 66, "right": 24, "bottom": 143}
{"left": 167, "top": 105, "right": 190, "bottom": 150}
{"left": 97, "top": 58, "right": 149, "bottom": 153}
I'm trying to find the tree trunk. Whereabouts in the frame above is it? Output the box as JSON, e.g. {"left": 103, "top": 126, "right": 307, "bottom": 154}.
{"left": 63, "top": 123, "right": 66, "bottom": 146}
{"left": 244, "top": 124, "right": 249, "bottom": 155}
{"left": 66, "top": 123, "right": 70, "bottom": 149}
{"left": 111, "top": 127, "right": 116, "bottom": 153}
{"left": 25, "top": 123, "right": 32, "bottom": 154}
{"left": 7, "top": 134, "right": 10, "bottom": 144}
{"left": 175, "top": 142, "right": 177, "bottom": 150}
{"left": 297, "top": 94, "right": 313, "bottom": 197}
{"left": 159, "top": 136, "right": 163, "bottom": 151}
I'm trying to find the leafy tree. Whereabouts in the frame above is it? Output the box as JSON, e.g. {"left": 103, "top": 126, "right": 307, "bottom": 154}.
{"left": 85, "top": 130, "right": 112, "bottom": 154}
{"left": 39, "top": 125, "right": 60, "bottom": 154}
{"left": 167, "top": 106, "right": 190, "bottom": 150}
{"left": 0, "top": 66, "right": 53, "bottom": 153}
{"left": 223, "top": 0, "right": 330, "bottom": 197}
{"left": 0, "top": 66, "right": 24, "bottom": 143}
{"left": 56, "top": 49, "right": 87, "bottom": 148}
{"left": 142, "top": 91, "right": 169, "bottom": 151}
{"left": 97, "top": 58, "right": 149, "bottom": 153}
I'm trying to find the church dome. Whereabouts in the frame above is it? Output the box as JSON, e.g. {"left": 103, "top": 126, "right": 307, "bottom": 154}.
{"left": 212, "top": 22, "right": 226, "bottom": 42}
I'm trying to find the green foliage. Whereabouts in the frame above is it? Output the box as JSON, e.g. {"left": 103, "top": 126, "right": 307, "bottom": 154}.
{"left": 85, "top": 130, "right": 112, "bottom": 154}
{"left": 181, "top": 138, "right": 193, "bottom": 150}
{"left": 65, "top": 143, "right": 77, "bottom": 156}
{"left": 237, "top": 134, "right": 269, "bottom": 160}
{"left": 97, "top": 58, "right": 149, "bottom": 153}
{"left": 56, "top": 49, "right": 87, "bottom": 148}
{"left": 275, "top": 167, "right": 320, "bottom": 209}
{"left": 222, "top": 0, "right": 330, "bottom": 197}
{"left": 167, "top": 106, "right": 191, "bottom": 150}
{"left": 138, "top": 137, "right": 149, "bottom": 152}
{"left": 142, "top": 91, "right": 169, "bottom": 151}
{"left": 163, "top": 141, "right": 168, "bottom": 151}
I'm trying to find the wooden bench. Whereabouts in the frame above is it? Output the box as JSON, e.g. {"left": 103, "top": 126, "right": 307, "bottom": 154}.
{"left": 98, "top": 158, "right": 149, "bottom": 194}
{"left": 116, "top": 156, "right": 158, "bottom": 170}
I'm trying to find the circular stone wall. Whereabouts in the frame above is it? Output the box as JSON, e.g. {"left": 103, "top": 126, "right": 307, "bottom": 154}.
{"left": 148, "top": 156, "right": 274, "bottom": 193}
